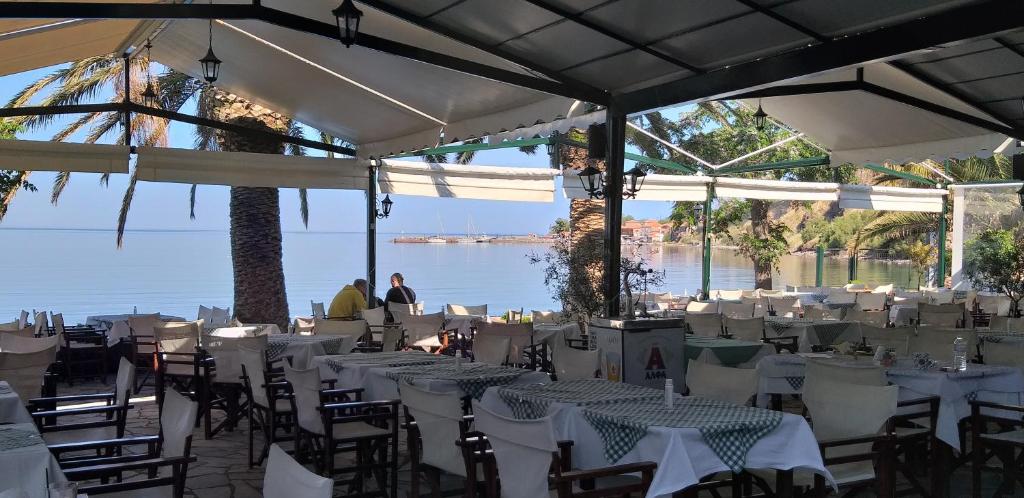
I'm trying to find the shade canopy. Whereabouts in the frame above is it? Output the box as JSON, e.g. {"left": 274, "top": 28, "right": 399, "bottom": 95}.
{"left": 838, "top": 184, "right": 948, "bottom": 213}
{"left": 379, "top": 160, "right": 558, "bottom": 202}
{"left": 135, "top": 146, "right": 368, "bottom": 189}
{"left": 714, "top": 177, "right": 839, "bottom": 202}
{"left": 0, "top": 139, "right": 128, "bottom": 174}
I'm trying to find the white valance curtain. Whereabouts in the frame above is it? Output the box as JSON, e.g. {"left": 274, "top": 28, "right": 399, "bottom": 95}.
{"left": 838, "top": 184, "right": 947, "bottom": 213}
{"left": 713, "top": 177, "right": 839, "bottom": 201}
{"left": 135, "top": 147, "right": 369, "bottom": 189}
{"left": 379, "top": 159, "right": 559, "bottom": 202}
{"left": 0, "top": 139, "right": 129, "bottom": 174}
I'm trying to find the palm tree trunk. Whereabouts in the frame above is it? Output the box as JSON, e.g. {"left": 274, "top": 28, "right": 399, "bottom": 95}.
{"left": 564, "top": 130, "right": 607, "bottom": 313}
{"left": 212, "top": 93, "right": 291, "bottom": 329}
{"left": 751, "top": 199, "right": 773, "bottom": 290}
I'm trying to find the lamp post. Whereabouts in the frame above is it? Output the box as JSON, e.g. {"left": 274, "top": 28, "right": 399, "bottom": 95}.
{"left": 333, "top": 0, "right": 363, "bottom": 47}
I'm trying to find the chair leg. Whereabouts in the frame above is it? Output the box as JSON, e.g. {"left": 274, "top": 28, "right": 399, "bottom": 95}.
{"left": 973, "top": 434, "right": 984, "bottom": 498}
{"left": 247, "top": 402, "right": 255, "bottom": 468}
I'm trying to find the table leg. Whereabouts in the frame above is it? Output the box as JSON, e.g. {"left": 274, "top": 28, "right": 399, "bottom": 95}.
{"left": 776, "top": 469, "right": 794, "bottom": 498}
{"left": 933, "top": 439, "right": 951, "bottom": 498}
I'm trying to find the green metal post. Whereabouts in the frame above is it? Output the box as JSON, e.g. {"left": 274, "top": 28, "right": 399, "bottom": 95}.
{"left": 700, "top": 186, "right": 714, "bottom": 299}
{"left": 937, "top": 192, "right": 948, "bottom": 288}
{"left": 848, "top": 251, "right": 858, "bottom": 283}
{"left": 815, "top": 245, "right": 824, "bottom": 287}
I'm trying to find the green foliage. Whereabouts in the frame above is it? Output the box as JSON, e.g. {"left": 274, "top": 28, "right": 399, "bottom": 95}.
{"left": 709, "top": 199, "right": 749, "bottom": 233}
{"left": 906, "top": 240, "right": 937, "bottom": 288}
{"left": 549, "top": 218, "right": 569, "bottom": 235}
{"left": 735, "top": 221, "right": 789, "bottom": 270}
{"left": 0, "top": 120, "right": 35, "bottom": 219}
{"left": 622, "top": 214, "right": 635, "bottom": 222}
{"left": 963, "top": 229, "right": 1024, "bottom": 314}
{"left": 801, "top": 211, "right": 878, "bottom": 249}
{"left": 527, "top": 236, "right": 606, "bottom": 322}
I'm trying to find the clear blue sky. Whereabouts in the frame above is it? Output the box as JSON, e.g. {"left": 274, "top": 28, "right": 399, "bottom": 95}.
{"left": 0, "top": 64, "right": 676, "bottom": 235}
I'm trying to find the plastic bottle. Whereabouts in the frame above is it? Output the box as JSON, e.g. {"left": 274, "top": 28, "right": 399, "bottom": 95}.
{"left": 665, "top": 379, "right": 674, "bottom": 408}
{"left": 952, "top": 336, "right": 968, "bottom": 372}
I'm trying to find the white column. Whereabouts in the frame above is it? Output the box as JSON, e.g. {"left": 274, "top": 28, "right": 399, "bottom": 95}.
{"left": 950, "top": 187, "right": 966, "bottom": 288}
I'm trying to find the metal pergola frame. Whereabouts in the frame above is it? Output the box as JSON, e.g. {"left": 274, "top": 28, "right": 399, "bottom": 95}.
{"left": 0, "top": 0, "right": 1020, "bottom": 317}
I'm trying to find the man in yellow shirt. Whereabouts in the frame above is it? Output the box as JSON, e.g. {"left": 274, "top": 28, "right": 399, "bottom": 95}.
{"left": 328, "top": 278, "right": 367, "bottom": 319}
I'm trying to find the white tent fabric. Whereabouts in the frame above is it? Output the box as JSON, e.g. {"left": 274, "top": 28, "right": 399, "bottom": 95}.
{"left": 0, "top": 139, "right": 129, "bottom": 174}
{"left": 135, "top": 147, "right": 368, "bottom": 190}
{"left": 379, "top": 160, "right": 558, "bottom": 202}
{"left": 714, "top": 177, "right": 839, "bottom": 201}
{"left": 743, "top": 64, "right": 1021, "bottom": 166}
{"left": 485, "top": 108, "right": 606, "bottom": 144}
{"left": 838, "top": 184, "right": 947, "bottom": 213}
{"left": 562, "top": 171, "right": 707, "bottom": 201}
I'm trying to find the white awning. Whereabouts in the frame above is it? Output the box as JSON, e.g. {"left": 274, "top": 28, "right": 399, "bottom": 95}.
{"left": 0, "top": 139, "right": 128, "bottom": 173}
{"left": 135, "top": 146, "right": 368, "bottom": 189}
{"left": 838, "top": 184, "right": 947, "bottom": 213}
{"left": 379, "top": 160, "right": 558, "bottom": 202}
{"left": 562, "top": 171, "right": 708, "bottom": 201}
{"left": 714, "top": 177, "right": 839, "bottom": 201}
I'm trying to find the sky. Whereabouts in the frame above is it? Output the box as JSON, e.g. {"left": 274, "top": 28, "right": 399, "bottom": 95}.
{"left": 0, "top": 64, "right": 677, "bottom": 235}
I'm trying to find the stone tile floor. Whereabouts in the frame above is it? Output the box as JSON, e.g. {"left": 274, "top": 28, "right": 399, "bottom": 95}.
{"left": 48, "top": 379, "right": 1008, "bottom": 498}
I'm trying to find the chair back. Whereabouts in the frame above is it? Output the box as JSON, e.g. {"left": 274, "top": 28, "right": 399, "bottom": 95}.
{"left": 685, "top": 301, "right": 718, "bottom": 314}
{"left": 127, "top": 313, "right": 163, "bottom": 337}
{"left": 0, "top": 325, "right": 36, "bottom": 339}
{"left": 446, "top": 304, "right": 487, "bottom": 316}
{"left": 360, "top": 306, "right": 387, "bottom": 328}
{"left": 50, "top": 312, "right": 68, "bottom": 336}
{"left": 827, "top": 291, "right": 857, "bottom": 305}
{"left": 531, "top": 310, "right": 563, "bottom": 324}
{"left": 845, "top": 307, "right": 889, "bottom": 328}
{"left": 472, "top": 333, "right": 511, "bottom": 365}
{"left": 313, "top": 318, "right": 367, "bottom": 340}
{"left": 311, "top": 301, "right": 326, "bottom": 319}
{"left": 911, "top": 327, "right": 977, "bottom": 360}
{"left": 160, "top": 389, "right": 199, "bottom": 458}
{"left": 381, "top": 325, "right": 403, "bottom": 352}
{"left": 154, "top": 321, "right": 202, "bottom": 353}
{"left": 0, "top": 320, "right": 19, "bottom": 331}
{"left": 18, "top": 310, "right": 28, "bottom": 329}
{"left": 210, "top": 306, "right": 230, "bottom": 326}
{"left": 805, "top": 359, "right": 886, "bottom": 389}
{"left": 403, "top": 312, "right": 445, "bottom": 347}
{"left": 686, "top": 360, "right": 757, "bottom": 406}
{"left": 844, "top": 283, "right": 868, "bottom": 291}
{"left": 918, "top": 311, "right": 961, "bottom": 328}
{"left": 472, "top": 400, "right": 559, "bottom": 498}
{"left": 475, "top": 322, "right": 533, "bottom": 363}
{"left": 264, "top": 444, "right": 333, "bottom": 498}
{"left": 855, "top": 293, "right": 887, "bottom": 311}
{"left": 0, "top": 333, "right": 59, "bottom": 353}
{"left": 205, "top": 335, "right": 269, "bottom": 384}
{"left": 239, "top": 346, "right": 270, "bottom": 408}
{"left": 400, "top": 381, "right": 468, "bottom": 476}
{"left": 722, "top": 316, "right": 764, "bottom": 342}
{"left": 925, "top": 289, "right": 954, "bottom": 304}
{"left": 872, "top": 284, "right": 894, "bottom": 295}
{"left": 197, "top": 305, "right": 213, "bottom": 323}
{"left": 989, "top": 316, "right": 1024, "bottom": 333}
{"left": 716, "top": 290, "right": 744, "bottom": 301}
{"left": 719, "top": 302, "right": 754, "bottom": 319}
{"left": 33, "top": 311, "right": 48, "bottom": 336}
{"left": 859, "top": 325, "right": 912, "bottom": 357}
{"left": 390, "top": 303, "right": 421, "bottom": 319}
{"left": 983, "top": 341, "right": 1024, "bottom": 369}
{"left": 292, "top": 317, "right": 315, "bottom": 335}
{"left": 978, "top": 294, "right": 1012, "bottom": 317}
{"left": 803, "top": 307, "right": 842, "bottom": 321}
{"left": 110, "top": 357, "right": 135, "bottom": 407}
{"left": 552, "top": 343, "right": 601, "bottom": 381}
{"left": 507, "top": 308, "right": 524, "bottom": 324}
{"left": 803, "top": 379, "right": 897, "bottom": 480}
{"left": 0, "top": 346, "right": 57, "bottom": 402}
{"left": 685, "top": 313, "right": 722, "bottom": 337}
{"left": 284, "top": 364, "right": 325, "bottom": 435}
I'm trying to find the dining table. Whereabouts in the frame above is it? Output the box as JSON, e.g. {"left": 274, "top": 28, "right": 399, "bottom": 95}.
{"left": 0, "top": 420, "right": 68, "bottom": 498}
{"left": 763, "top": 317, "right": 860, "bottom": 352}
{"left": 266, "top": 334, "right": 356, "bottom": 368}
{"left": 0, "top": 381, "right": 32, "bottom": 424}
{"left": 355, "top": 358, "right": 550, "bottom": 401}
{"left": 479, "top": 378, "right": 832, "bottom": 498}
{"left": 684, "top": 336, "right": 775, "bottom": 370}
{"left": 86, "top": 313, "right": 185, "bottom": 346}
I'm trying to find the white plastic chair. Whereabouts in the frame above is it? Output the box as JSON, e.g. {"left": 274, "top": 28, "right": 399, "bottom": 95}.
{"left": 722, "top": 316, "right": 764, "bottom": 342}
{"left": 0, "top": 345, "right": 56, "bottom": 402}
{"left": 447, "top": 304, "right": 487, "bottom": 316}
{"left": 264, "top": 444, "right": 333, "bottom": 498}
{"left": 311, "top": 301, "right": 326, "bottom": 319}
{"left": 685, "top": 313, "right": 722, "bottom": 337}
{"left": 686, "top": 360, "right": 757, "bottom": 406}
{"left": 552, "top": 343, "right": 601, "bottom": 381}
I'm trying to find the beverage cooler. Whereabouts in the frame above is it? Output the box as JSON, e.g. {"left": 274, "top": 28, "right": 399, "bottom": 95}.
{"left": 589, "top": 318, "right": 686, "bottom": 392}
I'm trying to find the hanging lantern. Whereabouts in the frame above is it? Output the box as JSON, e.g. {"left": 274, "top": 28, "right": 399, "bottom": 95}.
{"left": 141, "top": 81, "right": 158, "bottom": 107}
{"left": 622, "top": 165, "right": 647, "bottom": 199}
{"left": 377, "top": 194, "right": 393, "bottom": 219}
{"left": 333, "top": 0, "right": 363, "bottom": 48}
{"left": 546, "top": 131, "right": 560, "bottom": 169}
{"left": 1017, "top": 184, "right": 1024, "bottom": 213}
{"left": 692, "top": 202, "right": 704, "bottom": 221}
{"left": 578, "top": 165, "right": 605, "bottom": 199}
{"left": 199, "top": 19, "right": 221, "bottom": 83}
{"left": 753, "top": 101, "right": 768, "bottom": 131}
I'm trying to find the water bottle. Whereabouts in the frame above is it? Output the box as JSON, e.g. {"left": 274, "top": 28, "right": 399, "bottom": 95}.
{"left": 665, "top": 379, "right": 674, "bottom": 408}
{"left": 952, "top": 336, "right": 968, "bottom": 372}
{"left": 455, "top": 349, "right": 463, "bottom": 371}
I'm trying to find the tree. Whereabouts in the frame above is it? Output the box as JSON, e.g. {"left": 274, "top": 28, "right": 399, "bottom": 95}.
{"left": 906, "top": 239, "right": 936, "bottom": 289}
{"left": 0, "top": 119, "right": 34, "bottom": 218}
{"left": 0, "top": 56, "right": 325, "bottom": 328}
{"left": 549, "top": 218, "right": 569, "bottom": 235}
{"left": 964, "top": 229, "right": 1024, "bottom": 317}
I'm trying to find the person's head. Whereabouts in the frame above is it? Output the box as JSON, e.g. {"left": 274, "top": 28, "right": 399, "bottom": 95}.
{"left": 353, "top": 278, "right": 367, "bottom": 296}
{"left": 390, "top": 273, "right": 404, "bottom": 288}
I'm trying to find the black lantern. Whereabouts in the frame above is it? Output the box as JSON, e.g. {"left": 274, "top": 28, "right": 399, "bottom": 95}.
{"left": 623, "top": 165, "right": 647, "bottom": 199}
{"left": 692, "top": 202, "right": 704, "bottom": 222}
{"left": 199, "top": 20, "right": 221, "bottom": 83}
{"left": 333, "top": 0, "right": 363, "bottom": 48}
{"left": 1017, "top": 184, "right": 1024, "bottom": 213}
{"left": 546, "top": 131, "right": 561, "bottom": 168}
{"left": 753, "top": 100, "right": 768, "bottom": 131}
{"left": 141, "top": 81, "right": 158, "bottom": 107}
{"left": 578, "top": 165, "right": 605, "bottom": 199}
{"left": 376, "top": 194, "right": 393, "bottom": 219}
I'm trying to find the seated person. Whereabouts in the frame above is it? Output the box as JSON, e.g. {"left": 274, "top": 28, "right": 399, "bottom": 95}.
{"left": 384, "top": 272, "right": 417, "bottom": 313}
{"left": 328, "top": 278, "right": 367, "bottom": 319}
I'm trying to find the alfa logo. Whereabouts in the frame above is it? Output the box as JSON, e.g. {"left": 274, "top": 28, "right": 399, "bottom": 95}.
{"left": 645, "top": 345, "right": 667, "bottom": 380}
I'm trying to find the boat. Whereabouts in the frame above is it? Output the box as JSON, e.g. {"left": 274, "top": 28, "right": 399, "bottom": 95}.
{"left": 425, "top": 236, "right": 447, "bottom": 244}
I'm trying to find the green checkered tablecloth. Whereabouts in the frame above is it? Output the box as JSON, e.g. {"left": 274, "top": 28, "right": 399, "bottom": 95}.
{"left": 386, "top": 362, "right": 528, "bottom": 400}
{"left": 0, "top": 427, "right": 43, "bottom": 450}
{"left": 322, "top": 351, "right": 450, "bottom": 373}
{"left": 765, "top": 319, "right": 856, "bottom": 346}
{"left": 266, "top": 335, "right": 346, "bottom": 361}
{"left": 497, "top": 379, "right": 663, "bottom": 419}
{"left": 684, "top": 337, "right": 767, "bottom": 367}
{"left": 581, "top": 397, "right": 782, "bottom": 472}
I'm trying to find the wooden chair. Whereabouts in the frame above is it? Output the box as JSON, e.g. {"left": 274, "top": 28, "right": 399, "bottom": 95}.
{"left": 52, "top": 312, "right": 108, "bottom": 385}
{"left": 970, "top": 400, "right": 1024, "bottom": 497}
{"left": 239, "top": 346, "right": 294, "bottom": 468}
{"left": 264, "top": 444, "right": 334, "bottom": 498}
{"left": 684, "top": 313, "right": 723, "bottom": 337}
{"left": 686, "top": 360, "right": 756, "bottom": 406}
{"left": 127, "top": 313, "right": 165, "bottom": 393}
{"left": 722, "top": 316, "right": 765, "bottom": 342}
{"left": 311, "top": 301, "right": 326, "bottom": 319}
{"left": 0, "top": 345, "right": 57, "bottom": 403}
{"left": 551, "top": 342, "right": 600, "bottom": 381}
{"left": 153, "top": 320, "right": 226, "bottom": 439}
{"left": 204, "top": 334, "right": 269, "bottom": 437}
{"left": 402, "top": 311, "right": 446, "bottom": 351}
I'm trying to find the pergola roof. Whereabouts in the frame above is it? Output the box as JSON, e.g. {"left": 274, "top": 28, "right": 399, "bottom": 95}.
{"left": 0, "top": 0, "right": 1021, "bottom": 161}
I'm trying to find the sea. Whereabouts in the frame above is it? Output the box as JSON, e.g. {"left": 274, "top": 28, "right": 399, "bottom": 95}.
{"left": 0, "top": 229, "right": 916, "bottom": 324}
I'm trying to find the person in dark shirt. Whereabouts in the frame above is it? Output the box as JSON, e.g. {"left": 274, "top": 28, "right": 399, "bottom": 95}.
{"left": 384, "top": 272, "right": 417, "bottom": 313}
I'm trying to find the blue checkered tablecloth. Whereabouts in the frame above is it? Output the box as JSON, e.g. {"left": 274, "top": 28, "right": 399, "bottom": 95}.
{"left": 582, "top": 397, "right": 782, "bottom": 473}
{"left": 497, "top": 379, "right": 663, "bottom": 419}
{"left": 321, "top": 351, "right": 450, "bottom": 374}
{"left": 266, "top": 335, "right": 346, "bottom": 361}
{"left": 386, "top": 362, "right": 528, "bottom": 400}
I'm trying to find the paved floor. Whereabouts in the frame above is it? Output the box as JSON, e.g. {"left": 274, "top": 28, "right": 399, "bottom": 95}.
{"left": 45, "top": 378, "right": 1011, "bottom": 498}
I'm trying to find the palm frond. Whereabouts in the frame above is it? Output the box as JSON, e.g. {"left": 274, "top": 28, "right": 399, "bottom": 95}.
{"left": 82, "top": 112, "right": 123, "bottom": 144}
{"left": 156, "top": 70, "right": 203, "bottom": 112}
{"left": 454, "top": 137, "right": 483, "bottom": 165}
{"left": 517, "top": 143, "right": 538, "bottom": 155}
{"left": 51, "top": 171, "right": 70, "bottom": 205}
{"left": 422, "top": 153, "right": 449, "bottom": 163}
{"left": 298, "top": 188, "right": 309, "bottom": 228}
{"left": 0, "top": 170, "right": 31, "bottom": 220}
{"left": 193, "top": 88, "right": 218, "bottom": 151}
{"left": 860, "top": 211, "right": 939, "bottom": 241}
{"left": 51, "top": 111, "right": 104, "bottom": 142}
{"left": 286, "top": 121, "right": 305, "bottom": 156}
{"left": 5, "top": 68, "right": 67, "bottom": 109}
{"left": 99, "top": 173, "right": 109, "bottom": 187}
{"left": 116, "top": 168, "right": 138, "bottom": 248}
{"left": 189, "top": 184, "right": 197, "bottom": 220}
{"left": 21, "top": 62, "right": 124, "bottom": 130}
{"left": 319, "top": 131, "right": 335, "bottom": 159}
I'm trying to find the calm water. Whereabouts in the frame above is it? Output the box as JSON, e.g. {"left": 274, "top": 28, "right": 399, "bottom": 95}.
{"left": 0, "top": 229, "right": 915, "bottom": 323}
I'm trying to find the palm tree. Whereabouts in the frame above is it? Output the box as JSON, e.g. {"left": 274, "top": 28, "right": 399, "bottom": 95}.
{"left": 1, "top": 55, "right": 331, "bottom": 329}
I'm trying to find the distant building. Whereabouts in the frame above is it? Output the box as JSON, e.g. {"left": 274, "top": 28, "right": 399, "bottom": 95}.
{"left": 622, "top": 219, "right": 672, "bottom": 243}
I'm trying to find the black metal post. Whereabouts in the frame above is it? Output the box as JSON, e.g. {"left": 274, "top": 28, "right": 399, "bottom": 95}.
{"left": 366, "top": 160, "right": 378, "bottom": 307}
{"left": 603, "top": 107, "right": 626, "bottom": 318}
{"left": 122, "top": 54, "right": 131, "bottom": 146}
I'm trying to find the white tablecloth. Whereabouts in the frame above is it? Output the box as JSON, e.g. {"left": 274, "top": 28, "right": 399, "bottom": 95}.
{"left": 313, "top": 351, "right": 453, "bottom": 391}
{"left": 755, "top": 354, "right": 1024, "bottom": 448}
{"left": 362, "top": 363, "right": 549, "bottom": 402}
{"left": 479, "top": 386, "right": 831, "bottom": 498}
{"left": 0, "top": 382, "right": 32, "bottom": 424}
{"left": 88, "top": 314, "right": 185, "bottom": 345}
{"left": 0, "top": 423, "right": 68, "bottom": 498}
{"left": 208, "top": 324, "right": 282, "bottom": 338}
